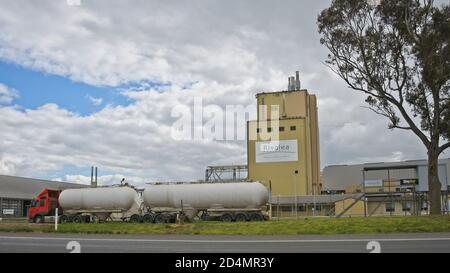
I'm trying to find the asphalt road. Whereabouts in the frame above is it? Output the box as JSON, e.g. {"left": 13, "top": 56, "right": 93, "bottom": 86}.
{"left": 0, "top": 232, "right": 449, "bottom": 253}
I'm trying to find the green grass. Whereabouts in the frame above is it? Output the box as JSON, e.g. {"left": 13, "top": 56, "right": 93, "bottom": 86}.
{"left": 0, "top": 216, "right": 449, "bottom": 235}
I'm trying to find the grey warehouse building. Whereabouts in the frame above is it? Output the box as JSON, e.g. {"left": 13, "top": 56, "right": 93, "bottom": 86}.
{"left": 0, "top": 175, "right": 86, "bottom": 218}
{"left": 321, "top": 158, "right": 450, "bottom": 216}
{"left": 322, "top": 158, "right": 450, "bottom": 192}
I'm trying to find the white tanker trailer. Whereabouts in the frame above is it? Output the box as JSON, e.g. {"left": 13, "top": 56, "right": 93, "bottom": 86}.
{"left": 141, "top": 182, "right": 269, "bottom": 223}
{"left": 59, "top": 186, "right": 143, "bottom": 223}
{"left": 57, "top": 182, "right": 269, "bottom": 223}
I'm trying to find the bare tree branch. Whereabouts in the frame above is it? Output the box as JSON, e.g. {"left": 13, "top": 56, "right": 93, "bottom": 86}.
{"left": 439, "top": 142, "right": 450, "bottom": 154}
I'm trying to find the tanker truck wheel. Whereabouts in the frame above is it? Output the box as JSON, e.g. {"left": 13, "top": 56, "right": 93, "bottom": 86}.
{"left": 234, "top": 213, "right": 248, "bottom": 222}
{"left": 33, "top": 215, "right": 44, "bottom": 224}
{"left": 72, "top": 215, "right": 83, "bottom": 223}
{"left": 129, "top": 214, "right": 141, "bottom": 223}
{"left": 60, "top": 215, "right": 69, "bottom": 223}
{"left": 249, "top": 212, "right": 263, "bottom": 221}
{"left": 142, "top": 213, "right": 155, "bottom": 223}
{"left": 91, "top": 215, "right": 99, "bottom": 223}
{"left": 220, "top": 213, "right": 233, "bottom": 222}
{"left": 154, "top": 213, "right": 166, "bottom": 224}
{"left": 165, "top": 213, "right": 176, "bottom": 223}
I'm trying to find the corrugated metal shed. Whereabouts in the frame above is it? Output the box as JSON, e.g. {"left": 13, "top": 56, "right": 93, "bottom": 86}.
{"left": 0, "top": 175, "right": 87, "bottom": 200}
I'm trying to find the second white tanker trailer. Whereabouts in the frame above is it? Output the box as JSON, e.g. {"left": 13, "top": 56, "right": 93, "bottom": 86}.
{"left": 142, "top": 181, "right": 269, "bottom": 222}
{"left": 56, "top": 181, "right": 269, "bottom": 223}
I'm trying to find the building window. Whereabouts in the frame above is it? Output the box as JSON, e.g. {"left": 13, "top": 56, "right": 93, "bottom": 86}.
{"left": 385, "top": 202, "right": 395, "bottom": 212}
{"left": 267, "top": 127, "right": 272, "bottom": 133}
{"left": 298, "top": 205, "right": 306, "bottom": 212}
{"left": 1, "top": 199, "right": 21, "bottom": 217}
{"left": 290, "top": 126, "right": 296, "bottom": 131}
{"left": 256, "top": 128, "right": 260, "bottom": 133}
{"left": 280, "top": 206, "right": 292, "bottom": 212}
{"left": 279, "top": 126, "right": 285, "bottom": 132}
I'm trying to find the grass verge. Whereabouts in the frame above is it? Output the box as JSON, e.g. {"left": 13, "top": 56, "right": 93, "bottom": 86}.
{"left": 0, "top": 216, "right": 448, "bottom": 235}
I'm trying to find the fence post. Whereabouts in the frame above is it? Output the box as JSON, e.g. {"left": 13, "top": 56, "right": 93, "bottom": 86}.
{"left": 55, "top": 208, "right": 58, "bottom": 231}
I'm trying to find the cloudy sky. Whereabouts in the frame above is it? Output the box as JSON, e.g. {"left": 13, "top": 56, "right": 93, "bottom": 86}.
{"left": 0, "top": 0, "right": 445, "bottom": 186}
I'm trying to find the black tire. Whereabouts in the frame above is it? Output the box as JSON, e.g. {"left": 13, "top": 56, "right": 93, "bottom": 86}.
{"left": 234, "top": 212, "right": 248, "bottom": 222}
{"left": 164, "top": 213, "right": 176, "bottom": 223}
{"left": 129, "top": 214, "right": 141, "bottom": 223}
{"left": 154, "top": 213, "right": 166, "bottom": 224}
{"left": 220, "top": 213, "right": 233, "bottom": 222}
{"left": 60, "top": 215, "right": 69, "bottom": 223}
{"left": 249, "top": 212, "right": 263, "bottom": 221}
{"left": 91, "top": 215, "right": 99, "bottom": 223}
{"left": 142, "top": 213, "right": 154, "bottom": 223}
{"left": 72, "top": 215, "right": 83, "bottom": 223}
{"left": 34, "top": 215, "right": 44, "bottom": 224}
{"left": 200, "top": 211, "right": 210, "bottom": 221}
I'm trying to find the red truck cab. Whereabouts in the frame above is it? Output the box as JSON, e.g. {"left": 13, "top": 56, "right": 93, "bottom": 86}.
{"left": 28, "top": 189, "right": 63, "bottom": 223}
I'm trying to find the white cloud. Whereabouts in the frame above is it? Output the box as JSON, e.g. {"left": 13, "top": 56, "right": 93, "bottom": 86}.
{"left": 0, "top": 83, "right": 18, "bottom": 104}
{"left": 0, "top": 88, "right": 247, "bottom": 185}
{"left": 85, "top": 94, "right": 102, "bottom": 106}
{"left": 0, "top": 155, "right": 16, "bottom": 175}
{"left": 0, "top": 0, "right": 435, "bottom": 185}
{"left": 54, "top": 174, "right": 149, "bottom": 187}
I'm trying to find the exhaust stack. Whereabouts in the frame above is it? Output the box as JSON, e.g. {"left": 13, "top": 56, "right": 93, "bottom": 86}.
{"left": 91, "top": 166, "right": 98, "bottom": 188}
{"left": 295, "top": 71, "right": 301, "bottom": 90}
{"left": 287, "top": 71, "right": 301, "bottom": 91}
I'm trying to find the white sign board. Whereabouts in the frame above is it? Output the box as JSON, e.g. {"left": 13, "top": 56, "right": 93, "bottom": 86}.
{"left": 364, "top": 179, "right": 383, "bottom": 187}
{"left": 2, "top": 209, "right": 14, "bottom": 215}
{"left": 255, "top": 140, "right": 298, "bottom": 163}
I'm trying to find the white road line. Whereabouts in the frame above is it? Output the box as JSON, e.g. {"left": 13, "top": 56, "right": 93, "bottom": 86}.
{"left": 0, "top": 236, "right": 449, "bottom": 243}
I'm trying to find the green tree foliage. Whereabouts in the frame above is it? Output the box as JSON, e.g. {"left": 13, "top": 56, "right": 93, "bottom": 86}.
{"left": 318, "top": 0, "right": 449, "bottom": 214}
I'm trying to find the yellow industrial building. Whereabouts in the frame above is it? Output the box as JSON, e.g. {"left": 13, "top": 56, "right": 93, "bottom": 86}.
{"left": 245, "top": 72, "right": 329, "bottom": 217}
{"left": 247, "top": 72, "right": 320, "bottom": 197}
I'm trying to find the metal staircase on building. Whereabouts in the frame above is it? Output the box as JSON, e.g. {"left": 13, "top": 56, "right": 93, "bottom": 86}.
{"left": 335, "top": 193, "right": 365, "bottom": 218}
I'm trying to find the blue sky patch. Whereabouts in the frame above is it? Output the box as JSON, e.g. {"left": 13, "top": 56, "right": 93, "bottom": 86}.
{"left": 116, "top": 79, "right": 172, "bottom": 93}
{"left": 0, "top": 60, "right": 132, "bottom": 115}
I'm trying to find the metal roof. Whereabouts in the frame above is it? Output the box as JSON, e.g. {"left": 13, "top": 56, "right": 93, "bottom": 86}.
{"left": 0, "top": 175, "right": 88, "bottom": 200}
{"left": 363, "top": 165, "right": 420, "bottom": 171}
{"left": 255, "top": 89, "right": 309, "bottom": 97}
{"left": 327, "top": 158, "right": 450, "bottom": 168}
